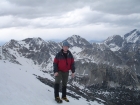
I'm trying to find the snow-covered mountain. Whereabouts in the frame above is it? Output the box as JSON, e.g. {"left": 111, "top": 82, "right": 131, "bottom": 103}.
{"left": 104, "top": 35, "right": 123, "bottom": 51}
{"left": 1, "top": 31, "right": 140, "bottom": 87}
{"left": 124, "top": 29, "right": 140, "bottom": 43}
{"left": 104, "top": 29, "right": 140, "bottom": 51}
{"left": 1, "top": 30, "right": 140, "bottom": 105}
{"left": 63, "top": 35, "right": 92, "bottom": 48}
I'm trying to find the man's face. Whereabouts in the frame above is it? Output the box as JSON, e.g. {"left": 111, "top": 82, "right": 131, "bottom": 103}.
{"left": 62, "top": 46, "right": 69, "bottom": 52}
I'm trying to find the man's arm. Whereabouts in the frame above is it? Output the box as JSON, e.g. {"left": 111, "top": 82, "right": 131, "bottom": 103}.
{"left": 71, "top": 57, "right": 75, "bottom": 78}
{"left": 71, "top": 60, "right": 75, "bottom": 73}
{"left": 71, "top": 54, "right": 75, "bottom": 73}
{"left": 53, "top": 54, "right": 59, "bottom": 73}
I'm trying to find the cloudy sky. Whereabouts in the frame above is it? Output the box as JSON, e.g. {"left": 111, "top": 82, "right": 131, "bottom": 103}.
{"left": 0, "top": 0, "right": 140, "bottom": 44}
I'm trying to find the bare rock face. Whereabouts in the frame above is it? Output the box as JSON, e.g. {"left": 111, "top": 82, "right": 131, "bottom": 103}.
{"left": 74, "top": 62, "right": 139, "bottom": 88}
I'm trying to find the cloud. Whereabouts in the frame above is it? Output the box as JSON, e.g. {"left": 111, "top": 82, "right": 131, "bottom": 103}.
{"left": 2, "top": 0, "right": 140, "bottom": 19}
{"left": 1, "top": 6, "right": 140, "bottom": 29}
{"left": 1, "top": 0, "right": 86, "bottom": 18}
{"left": 0, "top": 16, "right": 31, "bottom": 28}
{"left": 0, "top": 0, "right": 140, "bottom": 42}
{"left": 89, "top": 0, "right": 140, "bottom": 15}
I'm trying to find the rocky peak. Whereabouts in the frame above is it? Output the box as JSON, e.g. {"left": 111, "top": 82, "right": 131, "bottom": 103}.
{"left": 71, "top": 35, "right": 81, "bottom": 40}
{"left": 22, "top": 37, "right": 45, "bottom": 45}
{"left": 19, "top": 37, "right": 47, "bottom": 51}
{"left": 64, "top": 35, "right": 92, "bottom": 48}
{"left": 104, "top": 35, "right": 124, "bottom": 47}
{"left": 3, "top": 39, "right": 21, "bottom": 49}
{"left": 124, "top": 29, "right": 140, "bottom": 43}
{"left": 103, "top": 35, "right": 124, "bottom": 51}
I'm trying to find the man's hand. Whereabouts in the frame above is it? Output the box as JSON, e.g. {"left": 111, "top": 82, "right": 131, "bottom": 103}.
{"left": 71, "top": 73, "right": 75, "bottom": 78}
{"left": 54, "top": 72, "right": 59, "bottom": 76}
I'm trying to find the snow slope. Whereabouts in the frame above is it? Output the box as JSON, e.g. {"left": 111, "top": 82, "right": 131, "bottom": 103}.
{"left": 0, "top": 60, "right": 103, "bottom": 105}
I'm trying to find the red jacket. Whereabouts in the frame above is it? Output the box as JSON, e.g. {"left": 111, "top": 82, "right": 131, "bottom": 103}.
{"left": 53, "top": 49, "right": 75, "bottom": 73}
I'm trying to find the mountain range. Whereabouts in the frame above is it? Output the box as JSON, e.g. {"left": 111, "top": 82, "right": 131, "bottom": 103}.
{"left": 1, "top": 29, "right": 140, "bottom": 105}
{"left": 0, "top": 29, "right": 140, "bottom": 88}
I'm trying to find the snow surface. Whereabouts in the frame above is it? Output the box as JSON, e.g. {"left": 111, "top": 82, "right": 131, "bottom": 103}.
{"left": 109, "top": 43, "right": 120, "bottom": 51}
{"left": 70, "top": 46, "right": 82, "bottom": 54}
{"left": 18, "top": 41, "right": 30, "bottom": 49}
{"left": 0, "top": 60, "right": 103, "bottom": 105}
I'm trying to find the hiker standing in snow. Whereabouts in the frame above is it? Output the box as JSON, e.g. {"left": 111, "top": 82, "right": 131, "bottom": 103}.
{"left": 53, "top": 41, "right": 75, "bottom": 103}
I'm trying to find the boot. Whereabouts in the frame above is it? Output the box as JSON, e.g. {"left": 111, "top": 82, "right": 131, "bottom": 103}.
{"left": 62, "top": 86, "right": 69, "bottom": 102}
{"left": 54, "top": 84, "right": 63, "bottom": 103}
{"left": 55, "top": 97, "right": 63, "bottom": 103}
{"left": 62, "top": 97, "right": 69, "bottom": 102}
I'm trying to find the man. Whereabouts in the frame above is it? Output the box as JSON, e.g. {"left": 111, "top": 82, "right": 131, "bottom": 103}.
{"left": 53, "top": 41, "right": 75, "bottom": 103}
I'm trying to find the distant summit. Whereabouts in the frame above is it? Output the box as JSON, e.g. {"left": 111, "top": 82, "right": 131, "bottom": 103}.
{"left": 124, "top": 29, "right": 140, "bottom": 43}
{"left": 63, "top": 35, "right": 92, "bottom": 48}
